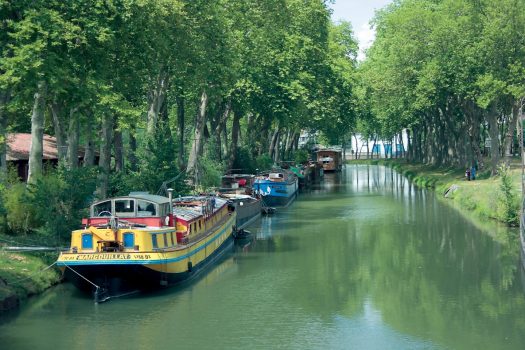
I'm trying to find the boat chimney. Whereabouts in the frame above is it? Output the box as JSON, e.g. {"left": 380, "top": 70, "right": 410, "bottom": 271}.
{"left": 167, "top": 188, "right": 174, "bottom": 207}
{"left": 167, "top": 188, "right": 174, "bottom": 227}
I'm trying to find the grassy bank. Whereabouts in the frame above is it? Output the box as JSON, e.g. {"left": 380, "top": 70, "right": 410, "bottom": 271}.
{"left": 348, "top": 159, "right": 521, "bottom": 227}
{"left": 0, "top": 248, "right": 61, "bottom": 313}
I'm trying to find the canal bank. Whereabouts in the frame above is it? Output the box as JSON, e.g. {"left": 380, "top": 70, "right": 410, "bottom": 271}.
{"left": 349, "top": 159, "right": 521, "bottom": 228}
{"left": 0, "top": 250, "right": 61, "bottom": 313}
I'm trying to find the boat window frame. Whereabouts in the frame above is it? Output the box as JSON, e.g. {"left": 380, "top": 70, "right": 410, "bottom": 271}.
{"left": 114, "top": 199, "right": 136, "bottom": 217}
{"left": 137, "top": 200, "right": 156, "bottom": 217}
{"left": 92, "top": 200, "right": 112, "bottom": 217}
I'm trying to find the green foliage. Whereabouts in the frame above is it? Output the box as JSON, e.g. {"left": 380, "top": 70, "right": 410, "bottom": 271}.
{"left": 496, "top": 164, "right": 519, "bottom": 226}
{"left": 231, "top": 146, "right": 257, "bottom": 174}
{"left": 118, "top": 126, "right": 186, "bottom": 196}
{"left": 255, "top": 153, "right": 273, "bottom": 171}
{"left": 199, "top": 156, "right": 224, "bottom": 190}
{"left": 29, "top": 166, "right": 98, "bottom": 242}
{"left": 3, "top": 182, "right": 35, "bottom": 234}
{"left": 293, "top": 149, "right": 309, "bottom": 164}
{"left": 2, "top": 166, "right": 97, "bottom": 242}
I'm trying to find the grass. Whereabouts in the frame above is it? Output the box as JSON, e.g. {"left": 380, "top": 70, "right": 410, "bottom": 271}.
{"left": 0, "top": 247, "right": 61, "bottom": 307}
{"left": 348, "top": 158, "right": 522, "bottom": 227}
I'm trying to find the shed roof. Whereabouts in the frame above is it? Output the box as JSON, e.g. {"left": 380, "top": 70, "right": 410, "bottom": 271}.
{"left": 6, "top": 133, "right": 59, "bottom": 161}
{"left": 6, "top": 133, "right": 88, "bottom": 161}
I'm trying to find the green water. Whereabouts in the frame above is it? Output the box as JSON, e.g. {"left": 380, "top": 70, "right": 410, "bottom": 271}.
{"left": 2, "top": 165, "right": 525, "bottom": 350}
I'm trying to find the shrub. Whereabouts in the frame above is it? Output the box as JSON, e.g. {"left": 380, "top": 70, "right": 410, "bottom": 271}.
{"left": 293, "top": 149, "right": 309, "bottom": 164}
{"left": 28, "top": 166, "right": 98, "bottom": 242}
{"left": 199, "top": 156, "right": 224, "bottom": 190}
{"left": 231, "top": 146, "right": 257, "bottom": 173}
{"left": 496, "top": 164, "right": 519, "bottom": 226}
{"left": 255, "top": 153, "right": 273, "bottom": 171}
{"left": 3, "top": 182, "right": 35, "bottom": 234}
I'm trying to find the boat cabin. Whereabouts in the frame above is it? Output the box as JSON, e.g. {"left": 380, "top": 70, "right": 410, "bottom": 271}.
{"left": 83, "top": 193, "right": 173, "bottom": 228}
{"left": 221, "top": 174, "right": 256, "bottom": 194}
{"left": 172, "top": 196, "right": 229, "bottom": 244}
{"left": 316, "top": 149, "right": 343, "bottom": 172}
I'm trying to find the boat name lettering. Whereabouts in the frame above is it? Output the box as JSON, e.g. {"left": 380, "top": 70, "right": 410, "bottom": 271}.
{"left": 60, "top": 253, "right": 153, "bottom": 261}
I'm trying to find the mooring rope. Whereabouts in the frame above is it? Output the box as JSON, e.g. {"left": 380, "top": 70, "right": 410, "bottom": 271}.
{"left": 63, "top": 264, "right": 101, "bottom": 289}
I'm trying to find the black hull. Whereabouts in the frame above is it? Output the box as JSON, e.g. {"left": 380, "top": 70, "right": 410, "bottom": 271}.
{"left": 235, "top": 200, "right": 262, "bottom": 230}
{"left": 63, "top": 236, "right": 234, "bottom": 298}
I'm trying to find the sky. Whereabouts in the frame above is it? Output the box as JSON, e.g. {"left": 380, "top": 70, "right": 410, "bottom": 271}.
{"left": 329, "top": 0, "right": 393, "bottom": 60}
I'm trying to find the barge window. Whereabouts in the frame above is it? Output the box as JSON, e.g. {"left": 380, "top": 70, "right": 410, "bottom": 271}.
{"left": 137, "top": 200, "right": 156, "bottom": 217}
{"left": 163, "top": 233, "right": 168, "bottom": 247}
{"left": 123, "top": 232, "right": 134, "bottom": 249}
{"left": 115, "top": 199, "right": 135, "bottom": 216}
{"left": 152, "top": 234, "right": 158, "bottom": 249}
{"left": 82, "top": 233, "right": 93, "bottom": 249}
{"left": 93, "top": 201, "right": 112, "bottom": 216}
{"left": 170, "top": 232, "right": 175, "bottom": 246}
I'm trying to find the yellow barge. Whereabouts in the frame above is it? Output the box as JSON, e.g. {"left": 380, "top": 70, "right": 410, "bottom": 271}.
{"left": 56, "top": 192, "right": 235, "bottom": 301}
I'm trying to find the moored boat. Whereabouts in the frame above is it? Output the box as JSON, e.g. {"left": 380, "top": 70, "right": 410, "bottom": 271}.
{"left": 56, "top": 191, "right": 235, "bottom": 301}
{"left": 316, "top": 149, "right": 343, "bottom": 172}
{"left": 220, "top": 174, "right": 262, "bottom": 230}
{"left": 253, "top": 168, "right": 298, "bottom": 207}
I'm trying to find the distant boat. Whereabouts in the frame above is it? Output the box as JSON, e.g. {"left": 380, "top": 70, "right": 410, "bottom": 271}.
{"left": 253, "top": 168, "right": 298, "bottom": 207}
{"left": 56, "top": 192, "right": 235, "bottom": 301}
{"left": 219, "top": 174, "right": 262, "bottom": 230}
{"left": 316, "top": 149, "right": 343, "bottom": 172}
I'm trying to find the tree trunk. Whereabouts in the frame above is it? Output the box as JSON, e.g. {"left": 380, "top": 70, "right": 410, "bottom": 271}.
{"left": 213, "top": 100, "right": 231, "bottom": 163}
{"left": 284, "top": 130, "right": 295, "bottom": 160}
{"left": 221, "top": 120, "right": 229, "bottom": 160}
{"left": 353, "top": 133, "right": 359, "bottom": 159}
{"left": 487, "top": 105, "right": 500, "bottom": 175}
{"left": 273, "top": 132, "right": 281, "bottom": 163}
{"left": 128, "top": 131, "right": 138, "bottom": 171}
{"left": 371, "top": 136, "right": 377, "bottom": 160}
{"left": 66, "top": 107, "right": 80, "bottom": 169}
{"left": 147, "top": 69, "right": 168, "bottom": 136}
{"left": 269, "top": 129, "right": 280, "bottom": 161}
{"left": 0, "top": 89, "right": 11, "bottom": 177}
{"left": 228, "top": 111, "right": 241, "bottom": 170}
{"left": 186, "top": 90, "right": 208, "bottom": 185}
{"left": 406, "top": 129, "right": 411, "bottom": 161}
{"left": 27, "top": 81, "right": 47, "bottom": 185}
{"left": 83, "top": 121, "right": 96, "bottom": 167}
{"left": 176, "top": 93, "right": 185, "bottom": 170}
{"left": 96, "top": 114, "right": 113, "bottom": 199}
{"left": 50, "top": 103, "right": 67, "bottom": 162}
{"left": 113, "top": 129, "right": 124, "bottom": 172}
{"left": 504, "top": 102, "right": 519, "bottom": 164}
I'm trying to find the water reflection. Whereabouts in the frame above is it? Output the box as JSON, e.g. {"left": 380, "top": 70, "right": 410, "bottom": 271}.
{"left": 1, "top": 165, "right": 525, "bottom": 350}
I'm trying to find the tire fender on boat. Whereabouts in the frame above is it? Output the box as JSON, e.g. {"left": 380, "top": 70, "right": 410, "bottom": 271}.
{"left": 188, "top": 261, "right": 193, "bottom": 272}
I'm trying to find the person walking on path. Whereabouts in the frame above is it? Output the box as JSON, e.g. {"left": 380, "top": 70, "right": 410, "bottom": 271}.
{"left": 470, "top": 165, "right": 476, "bottom": 180}
{"left": 465, "top": 168, "right": 471, "bottom": 181}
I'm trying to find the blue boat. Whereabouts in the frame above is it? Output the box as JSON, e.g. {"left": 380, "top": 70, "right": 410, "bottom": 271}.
{"left": 253, "top": 169, "right": 298, "bottom": 207}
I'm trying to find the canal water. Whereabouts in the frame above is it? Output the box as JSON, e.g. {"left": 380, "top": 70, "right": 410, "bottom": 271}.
{"left": 1, "top": 165, "right": 525, "bottom": 350}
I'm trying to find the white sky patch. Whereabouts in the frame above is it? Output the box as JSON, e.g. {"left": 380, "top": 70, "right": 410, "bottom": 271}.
{"left": 329, "top": 0, "right": 392, "bottom": 61}
{"left": 356, "top": 22, "right": 375, "bottom": 61}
